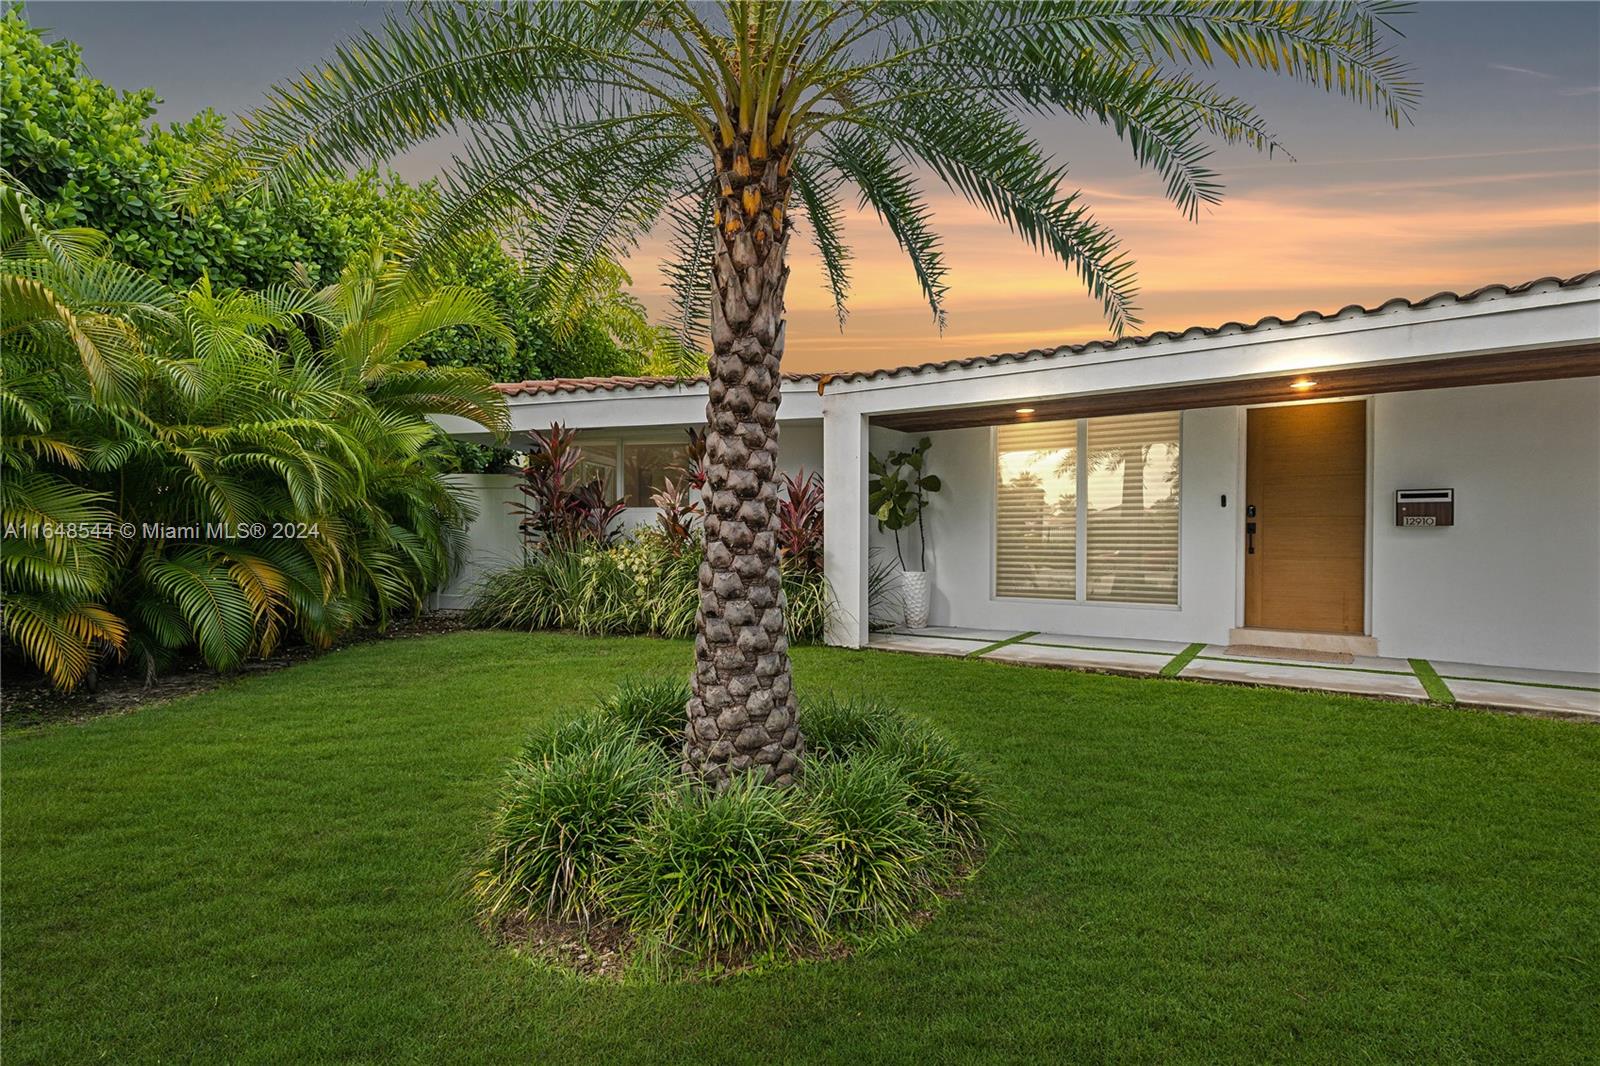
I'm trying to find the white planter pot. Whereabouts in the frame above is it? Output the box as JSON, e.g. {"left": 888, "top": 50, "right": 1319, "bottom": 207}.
{"left": 900, "top": 570, "right": 931, "bottom": 629}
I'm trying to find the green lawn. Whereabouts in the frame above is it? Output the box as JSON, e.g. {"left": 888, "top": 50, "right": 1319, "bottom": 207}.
{"left": 4, "top": 633, "right": 1596, "bottom": 1064}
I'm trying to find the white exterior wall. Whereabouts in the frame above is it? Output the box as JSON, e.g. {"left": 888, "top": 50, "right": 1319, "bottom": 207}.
{"left": 874, "top": 382, "right": 1600, "bottom": 672}
{"left": 433, "top": 422, "right": 824, "bottom": 610}
{"left": 433, "top": 473, "right": 524, "bottom": 610}
{"left": 914, "top": 409, "right": 1241, "bottom": 644}
{"left": 1370, "top": 378, "right": 1600, "bottom": 672}
{"left": 438, "top": 278, "right": 1598, "bottom": 665}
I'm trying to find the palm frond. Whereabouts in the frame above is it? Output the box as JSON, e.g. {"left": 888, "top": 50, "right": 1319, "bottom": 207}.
{"left": 854, "top": 96, "right": 1140, "bottom": 333}
{"left": 820, "top": 131, "right": 949, "bottom": 330}
{"left": 660, "top": 171, "right": 718, "bottom": 351}
{"left": 791, "top": 157, "right": 854, "bottom": 331}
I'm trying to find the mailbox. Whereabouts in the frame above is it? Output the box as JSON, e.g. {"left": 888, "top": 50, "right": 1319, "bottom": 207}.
{"left": 1396, "top": 488, "right": 1454, "bottom": 527}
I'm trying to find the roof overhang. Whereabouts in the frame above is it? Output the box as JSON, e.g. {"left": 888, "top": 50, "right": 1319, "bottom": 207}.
{"left": 832, "top": 274, "right": 1600, "bottom": 430}
{"left": 436, "top": 377, "right": 824, "bottom": 438}
{"left": 873, "top": 342, "right": 1600, "bottom": 432}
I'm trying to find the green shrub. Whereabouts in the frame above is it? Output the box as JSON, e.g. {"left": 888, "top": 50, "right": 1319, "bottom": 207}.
{"left": 804, "top": 754, "right": 941, "bottom": 930}
{"left": 464, "top": 548, "right": 628, "bottom": 632}
{"left": 599, "top": 677, "right": 689, "bottom": 755}
{"left": 607, "top": 779, "right": 833, "bottom": 962}
{"left": 2, "top": 10, "right": 688, "bottom": 384}
{"left": 475, "top": 680, "right": 993, "bottom": 976}
{"left": 627, "top": 534, "right": 702, "bottom": 638}
{"left": 0, "top": 185, "right": 508, "bottom": 691}
{"left": 474, "top": 725, "right": 670, "bottom": 926}
{"left": 781, "top": 561, "right": 835, "bottom": 643}
{"left": 874, "top": 717, "right": 994, "bottom": 855}
{"left": 799, "top": 694, "right": 993, "bottom": 854}
{"left": 799, "top": 692, "right": 900, "bottom": 759}
{"left": 516, "top": 713, "right": 642, "bottom": 762}
{"left": 467, "top": 537, "right": 836, "bottom": 643}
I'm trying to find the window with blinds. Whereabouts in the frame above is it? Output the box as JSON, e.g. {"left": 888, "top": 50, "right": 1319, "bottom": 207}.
{"left": 1085, "top": 412, "right": 1181, "bottom": 605}
{"left": 994, "top": 412, "right": 1181, "bottom": 605}
{"left": 995, "top": 422, "right": 1077, "bottom": 599}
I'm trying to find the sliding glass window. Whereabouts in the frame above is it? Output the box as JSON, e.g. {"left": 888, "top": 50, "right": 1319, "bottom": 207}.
{"left": 995, "top": 422, "right": 1077, "bottom": 599}
{"left": 995, "top": 412, "right": 1181, "bottom": 606}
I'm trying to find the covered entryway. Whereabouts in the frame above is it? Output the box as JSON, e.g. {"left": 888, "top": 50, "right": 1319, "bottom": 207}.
{"left": 1244, "top": 400, "right": 1367, "bottom": 634}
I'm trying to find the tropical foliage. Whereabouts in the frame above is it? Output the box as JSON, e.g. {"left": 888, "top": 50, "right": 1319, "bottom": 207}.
{"left": 776, "top": 469, "right": 825, "bottom": 572}
{"left": 510, "top": 423, "right": 627, "bottom": 548}
{"left": 869, "top": 438, "right": 941, "bottom": 571}
{"left": 472, "top": 425, "right": 835, "bottom": 643}
{"left": 230, "top": 0, "right": 1416, "bottom": 789}
{"left": 464, "top": 532, "right": 836, "bottom": 646}
{"left": 472, "top": 680, "right": 993, "bottom": 976}
{"left": 0, "top": 7, "right": 696, "bottom": 383}
{"left": 0, "top": 185, "right": 508, "bottom": 690}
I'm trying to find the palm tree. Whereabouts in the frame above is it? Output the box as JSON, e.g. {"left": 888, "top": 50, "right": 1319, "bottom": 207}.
{"left": 232, "top": 1, "right": 1416, "bottom": 788}
{"left": 2, "top": 182, "right": 510, "bottom": 689}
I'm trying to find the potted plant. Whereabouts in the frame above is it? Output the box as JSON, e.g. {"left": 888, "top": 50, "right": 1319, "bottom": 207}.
{"left": 868, "top": 437, "right": 942, "bottom": 628}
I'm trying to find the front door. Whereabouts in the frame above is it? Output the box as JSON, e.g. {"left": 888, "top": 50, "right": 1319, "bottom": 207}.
{"left": 1245, "top": 400, "right": 1367, "bottom": 633}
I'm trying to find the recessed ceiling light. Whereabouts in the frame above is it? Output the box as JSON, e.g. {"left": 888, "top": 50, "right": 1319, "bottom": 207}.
{"left": 1015, "top": 407, "right": 1035, "bottom": 414}
{"left": 1289, "top": 379, "right": 1318, "bottom": 391}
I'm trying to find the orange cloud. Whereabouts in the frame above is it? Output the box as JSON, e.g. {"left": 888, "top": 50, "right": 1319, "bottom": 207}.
{"left": 624, "top": 160, "right": 1600, "bottom": 374}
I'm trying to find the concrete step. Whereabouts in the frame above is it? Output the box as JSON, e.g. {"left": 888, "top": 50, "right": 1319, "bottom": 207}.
{"left": 1227, "top": 627, "right": 1378, "bottom": 657}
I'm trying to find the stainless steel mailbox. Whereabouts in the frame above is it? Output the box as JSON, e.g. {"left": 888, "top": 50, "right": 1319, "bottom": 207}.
{"left": 1396, "top": 488, "right": 1454, "bottom": 527}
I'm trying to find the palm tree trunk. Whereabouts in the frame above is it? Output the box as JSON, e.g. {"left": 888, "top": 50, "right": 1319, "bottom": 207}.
{"left": 684, "top": 133, "right": 804, "bottom": 790}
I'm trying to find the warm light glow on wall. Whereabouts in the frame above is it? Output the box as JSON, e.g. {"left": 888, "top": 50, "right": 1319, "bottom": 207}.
{"left": 1290, "top": 379, "right": 1318, "bottom": 391}
{"left": 1015, "top": 407, "right": 1036, "bottom": 415}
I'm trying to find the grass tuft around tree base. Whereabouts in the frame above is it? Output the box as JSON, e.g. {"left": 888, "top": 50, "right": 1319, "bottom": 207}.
{"left": 471, "top": 682, "right": 994, "bottom": 979}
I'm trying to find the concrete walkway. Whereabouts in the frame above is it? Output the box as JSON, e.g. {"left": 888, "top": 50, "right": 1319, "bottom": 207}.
{"left": 867, "top": 627, "right": 1600, "bottom": 723}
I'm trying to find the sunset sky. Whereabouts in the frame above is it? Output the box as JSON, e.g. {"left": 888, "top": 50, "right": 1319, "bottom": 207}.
{"left": 27, "top": 1, "right": 1600, "bottom": 374}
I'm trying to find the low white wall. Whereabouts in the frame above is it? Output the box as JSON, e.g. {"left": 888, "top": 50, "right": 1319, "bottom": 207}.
{"left": 433, "top": 473, "right": 524, "bottom": 611}
{"left": 1370, "top": 378, "right": 1600, "bottom": 672}
{"left": 913, "top": 408, "right": 1241, "bottom": 644}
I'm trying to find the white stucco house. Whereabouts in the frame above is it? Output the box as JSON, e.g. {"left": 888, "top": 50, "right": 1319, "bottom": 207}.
{"left": 437, "top": 272, "right": 1600, "bottom": 677}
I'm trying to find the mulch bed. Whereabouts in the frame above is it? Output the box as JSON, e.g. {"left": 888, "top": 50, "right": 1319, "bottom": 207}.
{"left": 1, "top": 614, "right": 467, "bottom": 730}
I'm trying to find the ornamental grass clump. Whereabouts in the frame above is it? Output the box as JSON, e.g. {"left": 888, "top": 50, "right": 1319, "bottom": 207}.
{"left": 475, "top": 679, "right": 994, "bottom": 979}
{"left": 606, "top": 779, "right": 833, "bottom": 964}
{"left": 798, "top": 692, "right": 902, "bottom": 759}
{"left": 474, "top": 719, "right": 670, "bottom": 927}
{"left": 803, "top": 753, "right": 943, "bottom": 931}
{"left": 599, "top": 677, "right": 691, "bottom": 755}
{"left": 874, "top": 717, "right": 994, "bottom": 857}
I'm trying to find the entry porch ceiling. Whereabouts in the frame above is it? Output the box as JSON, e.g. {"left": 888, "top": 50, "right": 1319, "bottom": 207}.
{"left": 870, "top": 343, "right": 1600, "bottom": 433}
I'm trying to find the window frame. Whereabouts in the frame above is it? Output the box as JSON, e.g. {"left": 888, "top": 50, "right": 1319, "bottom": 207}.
{"left": 990, "top": 413, "right": 1184, "bottom": 610}
{"left": 572, "top": 430, "right": 695, "bottom": 509}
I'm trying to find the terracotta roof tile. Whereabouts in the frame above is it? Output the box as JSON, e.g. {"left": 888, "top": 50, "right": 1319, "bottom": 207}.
{"left": 495, "top": 373, "right": 817, "bottom": 397}
{"left": 495, "top": 271, "right": 1600, "bottom": 397}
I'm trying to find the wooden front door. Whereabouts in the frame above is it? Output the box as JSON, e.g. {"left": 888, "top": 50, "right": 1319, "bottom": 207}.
{"left": 1245, "top": 400, "right": 1367, "bottom": 633}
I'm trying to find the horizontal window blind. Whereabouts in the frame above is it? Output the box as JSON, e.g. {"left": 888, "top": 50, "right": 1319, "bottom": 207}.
{"left": 1084, "top": 412, "right": 1181, "bottom": 605}
{"left": 995, "top": 421, "right": 1077, "bottom": 599}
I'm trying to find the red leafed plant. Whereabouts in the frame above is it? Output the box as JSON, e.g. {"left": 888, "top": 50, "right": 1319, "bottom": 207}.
{"left": 512, "top": 422, "right": 625, "bottom": 547}
{"left": 776, "top": 469, "right": 824, "bottom": 572}
{"left": 651, "top": 428, "right": 709, "bottom": 552}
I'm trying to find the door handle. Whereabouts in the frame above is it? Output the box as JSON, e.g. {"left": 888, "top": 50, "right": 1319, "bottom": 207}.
{"left": 1246, "top": 522, "right": 1257, "bottom": 554}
